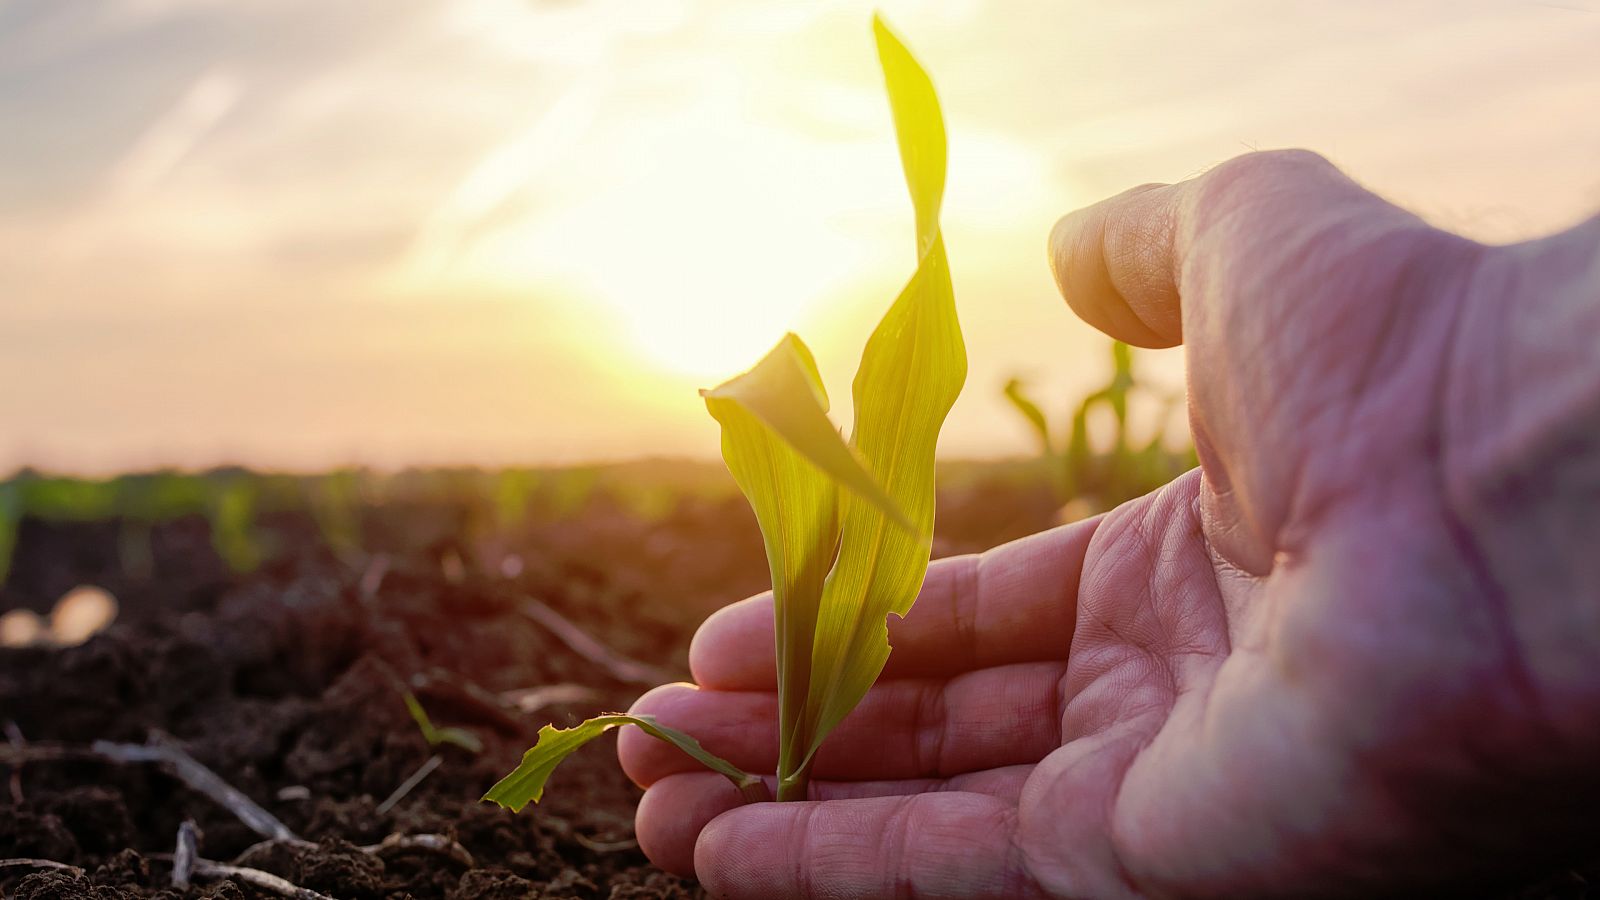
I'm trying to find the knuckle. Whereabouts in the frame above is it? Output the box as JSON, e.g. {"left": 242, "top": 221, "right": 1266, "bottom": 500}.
{"left": 1191, "top": 148, "right": 1335, "bottom": 221}
{"left": 880, "top": 797, "right": 919, "bottom": 898}
{"left": 1208, "top": 147, "right": 1332, "bottom": 188}
{"left": 942, "top": 554, "right": 982, "bottom": 669}
{"left": 626, "top": 681, "right": 693, "bottom": 717}
{"left": 912, "top": 679, "right": 951, "bottom": 776}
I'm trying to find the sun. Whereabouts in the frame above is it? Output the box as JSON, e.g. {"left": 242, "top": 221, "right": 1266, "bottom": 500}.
{"left": 436, "top": 94, "right": 898, "bottom": 381}
{"left": 535, "top": 179, "right": 861, "bottom": 381}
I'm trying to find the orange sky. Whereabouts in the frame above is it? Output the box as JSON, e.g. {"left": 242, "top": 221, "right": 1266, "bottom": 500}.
{"left": 3, "top": 0, "right": 1598, "bottom": 474}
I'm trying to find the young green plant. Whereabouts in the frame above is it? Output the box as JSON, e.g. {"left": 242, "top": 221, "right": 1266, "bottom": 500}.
{"left": 483, "top": 13, "right": 964, "bottom": 811}
{"left": 404, "top": 691, "right": 485, "bottom": 754}
{"left": 1002, "top": 341, "right": 1197, "bottom": 515}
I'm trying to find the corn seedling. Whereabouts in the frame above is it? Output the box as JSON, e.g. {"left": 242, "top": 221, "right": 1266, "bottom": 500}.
{"left": 483, "top": 14, "right": 964, "bottom": 810}
{"left": 207, "top": 479, "right": 264, "bottom": 574}
{"left": 0, "top": 481, "right": 18, "bottom": 590}
{"left": 310, "top": 470, "right": 364, "bottom": 562}
{"left": 403, "top": 691, "right": 484, "bottom": 754}
{"left": 1003, "top": 341, "right": 1196, "bottom": 515}
{"left": 493, "top": 469, "right": 540, "bottom": 530}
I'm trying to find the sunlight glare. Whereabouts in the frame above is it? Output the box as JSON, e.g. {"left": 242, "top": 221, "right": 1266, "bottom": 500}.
{"left": 461, "top": 94, "right": 899, "bottom": 381}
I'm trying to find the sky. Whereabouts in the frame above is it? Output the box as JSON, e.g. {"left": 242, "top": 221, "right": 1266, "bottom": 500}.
{"left": 2, "top": 0, "right": 1598, "bottom": 475}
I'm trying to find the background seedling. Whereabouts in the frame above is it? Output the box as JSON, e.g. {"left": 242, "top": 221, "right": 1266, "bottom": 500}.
{"left": 403, "top": 691, "right": 484, "bottom": 754}
{"left": 1003, "top": 340, "right": 1197, "bottom": 518}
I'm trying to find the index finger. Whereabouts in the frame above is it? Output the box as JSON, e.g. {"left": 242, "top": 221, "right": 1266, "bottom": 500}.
{"left": 689, "top": 516, "right": 1097, "bottom": 690}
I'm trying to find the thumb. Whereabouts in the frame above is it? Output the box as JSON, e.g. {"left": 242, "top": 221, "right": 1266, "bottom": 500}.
{"left": 1047, "top": 149, "right": 1421, "bottom": 351}
{"left": 1048, "top": 149, "right": 1480, "bottom": 575}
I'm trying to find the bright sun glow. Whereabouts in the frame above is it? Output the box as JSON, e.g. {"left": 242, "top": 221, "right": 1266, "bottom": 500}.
{"left": 412, "top": 82, "right": 900, "bottom": 380}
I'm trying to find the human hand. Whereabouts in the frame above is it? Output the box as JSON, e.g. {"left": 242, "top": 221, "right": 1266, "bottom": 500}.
{"left": 620, "top": 150, "right": 1600, "bottom": 898}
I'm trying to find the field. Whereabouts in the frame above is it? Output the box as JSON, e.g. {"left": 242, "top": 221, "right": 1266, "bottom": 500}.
{"left": 0, "top": 462, "right": 1064, "bottom": 899}
{"left": 0, "top": 463, "right": 1592, "bottom": 899}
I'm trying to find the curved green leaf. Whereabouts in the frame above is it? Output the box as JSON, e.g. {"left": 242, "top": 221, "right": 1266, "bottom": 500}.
{"left": 403, "top": 692, "right": 483, "bottom": 754}
{"left": 0, "top": 482, "right": 17, "bottom": 589}
{"left": 482, "top": 714, "right": 765, "bottom": 812}
{"left": 874, "top": 13, "right": 945, "bottom": 258}
{"left": 794, "top": 14, "right": 966, "bottom": 769}
{"left": 702, "top": 334, "right": 912, "bottom": 533}
{"left": 1003, "top": 377, "right": 1054, "bottom": 456}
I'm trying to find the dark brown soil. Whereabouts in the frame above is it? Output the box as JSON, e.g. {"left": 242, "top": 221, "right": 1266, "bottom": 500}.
{"left": 0, "top": 494, "right": 770, "bottom": 899}
{"left": 0, "top": 472, "right": 1060, "bottom": 900}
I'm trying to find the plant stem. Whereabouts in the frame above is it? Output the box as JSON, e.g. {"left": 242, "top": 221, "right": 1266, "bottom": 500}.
{"left": 776, "top": 758, "right": 813, "bottom": 802}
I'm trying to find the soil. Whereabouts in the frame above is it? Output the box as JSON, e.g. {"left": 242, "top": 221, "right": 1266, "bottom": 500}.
{"left": 0, "top": 471, "right": 1594, "bottom": 899}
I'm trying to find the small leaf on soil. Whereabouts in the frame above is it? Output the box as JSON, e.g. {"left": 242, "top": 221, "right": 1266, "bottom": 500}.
{"left": 482, "top": 714, "right": 765, "bottom": 812}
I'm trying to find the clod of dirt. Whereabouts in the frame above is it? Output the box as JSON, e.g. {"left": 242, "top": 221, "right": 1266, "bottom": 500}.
{"left": 285, "top": 656, "right": 429, "bottom": 797}
{"left": 605, "top": 869, "right": 701, "bottom": 900}
{"left": 9, "top": 871, "right": 136, "bottom": 900}
{"left": 89, "top": 848, "right": 149, "bottom": 887}
{"left": 43, "top": 786, "right": 135, "bottom": 856}
{"left": 298, "top": 838, "right": 386, "bottom": 898}
{"left": 451, "top": 867, "right": 541, "bottom": 900}
{"left": 296, "top": 795, "right": 387, "bottom": 845}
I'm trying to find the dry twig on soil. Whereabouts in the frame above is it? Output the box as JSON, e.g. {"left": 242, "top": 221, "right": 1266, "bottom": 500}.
{"left": 375, "top": 753, "right": 442, "bottom": 815}
{"left": 171, "top": 820, "right": 201, "bottom": 888}
{"left": 362, "top": 832, "right": 476, "bottom": 868}
{"left": 499, "top": 683, "right": 600, "bottom": 716}
{"left": 410, "top": 667, "right": 528, "bottom": 733}
{"left": 231, "top": 832, "right": 474, "bottom": 870}
{"left": 1, "top": 733, "right": 301, "bottom": 843}
{"left": 0, "top": 744, "right": 99, "bottom": 764}
{"left": 572, "top": 833, "right": 640, "bottom": 853}
{"left": 92, "top": 731, "right": 300, "bottom": 842}
{"left": 153, "top": 854, "right": 336, "bottom": 900}
{"left": 519, "top": 596, "right": 668, "bottom": 686}
{"left": 0, "top": 858, "right": 85, "bottom": 876}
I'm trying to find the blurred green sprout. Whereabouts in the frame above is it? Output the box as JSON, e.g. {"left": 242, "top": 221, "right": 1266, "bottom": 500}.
{"left": 1003, "top": 341, "right": 1197, "bottom": 517}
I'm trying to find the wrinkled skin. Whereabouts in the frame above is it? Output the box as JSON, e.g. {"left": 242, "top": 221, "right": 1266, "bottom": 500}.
{"left": 618, "top": 151, "right": 1600, "bottom": 898}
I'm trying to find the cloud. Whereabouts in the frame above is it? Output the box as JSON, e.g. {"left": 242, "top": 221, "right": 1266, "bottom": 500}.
{"left": 106, "top": 68, "right": 239, "bottom": 198}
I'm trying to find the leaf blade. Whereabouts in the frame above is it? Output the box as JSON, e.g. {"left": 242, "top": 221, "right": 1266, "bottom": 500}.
{"left": 702, "top": 334, "right": 913, "bottom": 533}
{"left": 874, "top": 13, "right": 946, "bottom": 258}
{"left": 403, "top": 692, "right": 483, "bottom": 754}
{"left": 482, "top": 714, "right": 764, "bottom": 812}
{"left": 1002, "top": 377, "right": 1054, "bottom": 456}
{"left": 799, "top": 18, "right": 966, "bottom": 762}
